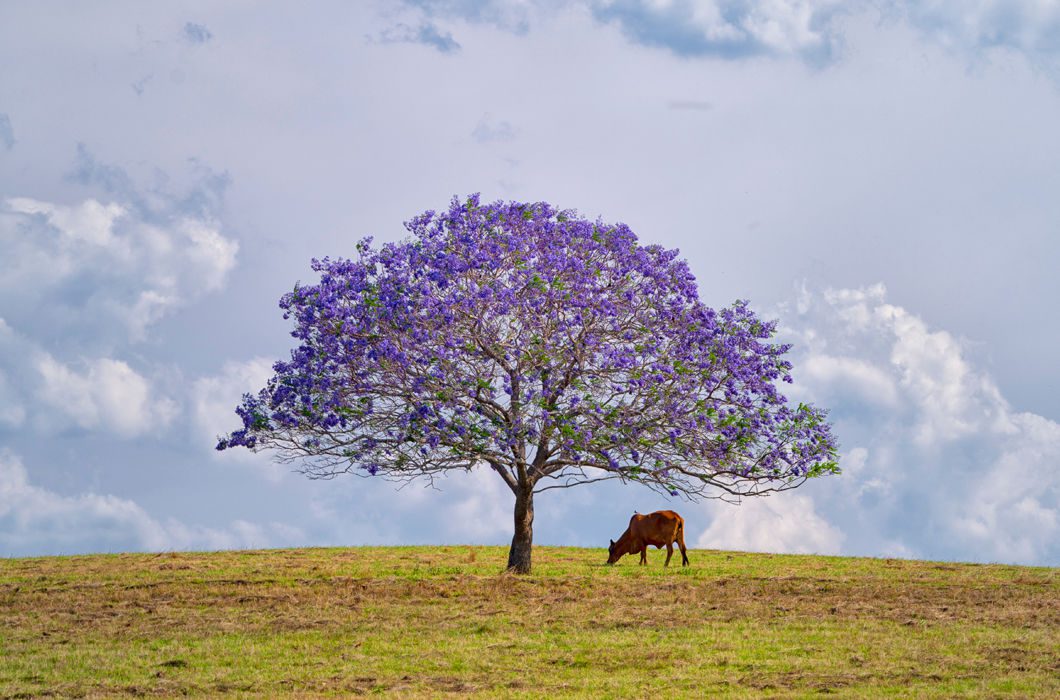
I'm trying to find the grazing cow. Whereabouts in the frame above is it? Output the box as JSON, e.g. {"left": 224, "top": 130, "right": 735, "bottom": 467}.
{"left": 606, "top": 510, "right": 689, "bottom": 566}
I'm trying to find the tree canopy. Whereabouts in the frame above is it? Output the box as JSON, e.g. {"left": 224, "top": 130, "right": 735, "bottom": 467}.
{"left": 218, "top": 195, "right": 839, "bottom": 572}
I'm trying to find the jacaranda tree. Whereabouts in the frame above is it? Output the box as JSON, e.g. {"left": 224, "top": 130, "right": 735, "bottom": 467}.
{"left": 218, "top": 195, "right": 839, "bottom": 573}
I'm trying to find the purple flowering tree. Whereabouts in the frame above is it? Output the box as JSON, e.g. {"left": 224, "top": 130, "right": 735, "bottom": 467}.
{"left": 218, "top": 196, "right": 838, "bottom": 573}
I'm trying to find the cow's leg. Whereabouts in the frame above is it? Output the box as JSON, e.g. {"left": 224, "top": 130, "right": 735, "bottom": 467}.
{"left": 639, "top": 546, "right": 647, "bottom": 565}
{"left": 665, "top": 543, "right": 674, "bottom": 567}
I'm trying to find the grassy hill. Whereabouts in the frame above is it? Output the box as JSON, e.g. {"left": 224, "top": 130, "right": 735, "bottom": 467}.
{"left": 1, "top": 546, "right": 1057, "bottom": 697}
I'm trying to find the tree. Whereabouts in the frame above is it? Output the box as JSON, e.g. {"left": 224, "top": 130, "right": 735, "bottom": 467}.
{"left": 217, "top": 195, "right": 839, "bottom": 573}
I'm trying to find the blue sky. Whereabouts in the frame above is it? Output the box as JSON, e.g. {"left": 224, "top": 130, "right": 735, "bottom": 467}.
{"left": 1, "top": 0, "right": 1058, "bottom": 565}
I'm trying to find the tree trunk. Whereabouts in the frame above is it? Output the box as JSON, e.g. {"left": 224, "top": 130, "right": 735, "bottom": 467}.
{"left": 506, "top": 487, "right": 534, "bottom": 574}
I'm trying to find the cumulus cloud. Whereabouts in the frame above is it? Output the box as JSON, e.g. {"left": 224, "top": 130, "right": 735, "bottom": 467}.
{"left": 400, "top": 0, "right": 848, "bottom": 59}
{"left": 0, "top": 147, "right": 238, "bottom": 448}
{"left": 305, "top": 464, "right": 513, "bottom": 546}
{"left": 590, "top": 0, "right": 847, "bottom": 61}
{"left": 706, "top": 283, "right": 1060, "bottom": 565}
{"left": 440, "top": 466, "right": 513, "bottom": 541}
{"left": 192, "top": 358, "right": 275, "bottom": 444}
{"left": 698, "top": 493, "right": 844, "bottom": 555}
{"left": 811, "top": 284, "right": 1014, "bottom": 445}
{"left": 0, "top": 450, "right": 302, "bottom": 557}
{"left": 893, "top": 0, "right": 1060, "bottom": 66}
{"left": 191, "top": 357, "right": 288, "bottom": 478}
{"left": 799, "top": 353, "right": 900, "bottom": 409}
{"left": 390, "top": 1, "right": 1060, "bottom": 72}
{"left": 1, "top": 195, "right": 237, "bottom": 342}
{"left": 35, "top": 354, "right": 178, "bottom": 437}
{"left": 615, "top": 1, "right": 1060, "bottom": 73}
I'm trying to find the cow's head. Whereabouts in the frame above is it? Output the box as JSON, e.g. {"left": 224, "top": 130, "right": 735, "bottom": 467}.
{"left": 606, "top": 538, "right": 620, "bottom": 565}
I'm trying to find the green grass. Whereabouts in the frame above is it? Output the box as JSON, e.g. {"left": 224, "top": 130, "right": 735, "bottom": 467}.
{"left": 1, "top": 546, "right": 1057, "bottom": 697}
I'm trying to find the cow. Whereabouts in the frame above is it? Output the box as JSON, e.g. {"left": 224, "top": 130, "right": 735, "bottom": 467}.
{"left": 606, "top": 510, "right": 689, "bottom": 567}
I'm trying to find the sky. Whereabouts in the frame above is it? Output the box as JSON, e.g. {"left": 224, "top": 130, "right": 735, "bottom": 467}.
{"left": 1, "top": 0, "right": 1058, "bottom": 566}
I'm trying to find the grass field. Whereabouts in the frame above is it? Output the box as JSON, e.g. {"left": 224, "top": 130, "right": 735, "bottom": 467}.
{"left": 1, "top": 546, "right": 1057, "bottom": 698}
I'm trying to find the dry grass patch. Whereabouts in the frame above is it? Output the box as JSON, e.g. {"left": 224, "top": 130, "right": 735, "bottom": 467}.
{"left": 1, "top": 546, "right": 1057, "bottom": 697}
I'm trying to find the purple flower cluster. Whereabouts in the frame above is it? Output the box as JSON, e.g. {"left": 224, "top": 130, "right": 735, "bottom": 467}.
{"left": 218, "top": 195, "right": 839, "bottom": 498}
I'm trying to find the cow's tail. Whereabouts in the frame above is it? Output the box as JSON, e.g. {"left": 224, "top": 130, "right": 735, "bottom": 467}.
{"left": 677, "top": 518, "right": 690, "bottom": 566}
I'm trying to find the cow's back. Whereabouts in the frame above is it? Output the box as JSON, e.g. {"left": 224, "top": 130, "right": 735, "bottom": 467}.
{"left": 630, "top": 510, "right": 683, "bottom": 544}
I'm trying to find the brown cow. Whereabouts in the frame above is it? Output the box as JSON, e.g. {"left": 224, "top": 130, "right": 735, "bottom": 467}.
{"left": 606, "top": 510, "right": 689, "bottom": 566}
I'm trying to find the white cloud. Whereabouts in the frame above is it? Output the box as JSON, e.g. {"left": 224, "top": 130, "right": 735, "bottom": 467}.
{"left": 192, "top": 358, "right": 275, "bottom": 441}
{"left": 7, "top": 197, "right": 126, "bottom": 247}
{"left": 0, "top": 449, "right": 303, "bottom": 557}
{"left": 802, "top": 284, "right": 1016, "bottom": 445}
{"left": 799, "top": 353, "right": 899, "bottom": 408}
{"left": 950, "top": 411, "right": 1060, "bottom": 563}
{"left": 440, "top": 466, "right": 512, "bottom": 541}
{"left": 1, "top": 196, "right": 238, "bottom": 342}
{"left": 589, "top": 0, "right": 848, "bottom": 60}
{"left": 180, "top": 218, "right": 239, "bottom": 292}
{"left": 763, "top": 283, "right": 1060, "bottom": 565}
{"left": 191, "top": 357, "right": 284, "bottom": 479}
{"left": 306, "top": 465, "right": 514, "bottom": 546}
{"left": 894, "top": 1, "right": 1060, "bottom": 64}
{"left": 697, "top": 492, "right": 844, "bottom": 555}
{"left": 884, "top": 301, "right": 1014, "bottom": 444}
{"left": 35, "top": 354, "right": 178, "bottom": 437}
{"left": 399, "top": 1, "right": 1060, "bottom": 74}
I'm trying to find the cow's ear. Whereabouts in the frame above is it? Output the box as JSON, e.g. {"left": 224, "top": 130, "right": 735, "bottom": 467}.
{"left": 609, "top": 539, "right": 615, "bottom": 547}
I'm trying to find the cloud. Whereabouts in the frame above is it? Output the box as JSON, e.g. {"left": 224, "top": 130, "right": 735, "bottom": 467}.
{"left": 617, "top": 1, "right": 1060, "bottom": 74}
{"left": 892, "top": 1, "right": 1060, "bottom": 67}
{"left": 949, "top": 411, "right": 1060, "bottom": 564}
{"left": 0, "top": 147, "right": 238, "bottom": 444}
{"left": 67, "top": 145, "right": 233, "bottom": 222}
{"left": 389, "top": 2, "right": 1060, "bottom": 73}
{"left": 810, "top": 284, "right": 1013, "bottom": 445}
{"left": 698, "top": 493, "right": 844, "bottom": 555}
{"left": 471, "top": 115, "right": 517, "bottom": 143}
{"left": 729, "top": 283, "right": 1060, "bottom": 566}
{"left": 183, "top": 22, "right": 213, "bottom": 44}
{"left": 1, "top": 194, "right": 237, "bottom": 343}
{"left": 35, "top": 354, "right": 178, "bottom": 438}
{"left": 799, "top": 353, "right": 899, "bottom": 409}
{"left": 375, "top": 22, "right": 462, "bottom": 53}
{"left": 586, "top": 0, "right": 848, "bottom": 61}
{"left": 0, "top": 113, "right": 12, "bottom": 150}
{"left": 307, "top": 465, "right": 514, "bottom": 545}
{"left": 442, "top": 467, "right": 513, "bottom": 541}
{"left": 192, "top": 357, "right": 286, "bottom": 478}
{"left": 192, "top": 358, "right": 275, "bottom": 446}
{"left": 0, "top": 450, "right": 303, "bottom": 557}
